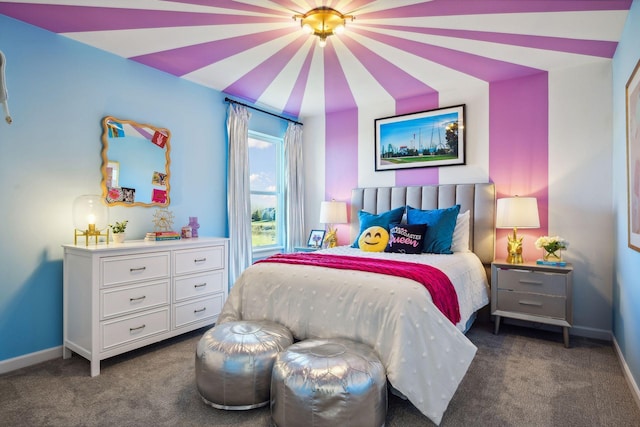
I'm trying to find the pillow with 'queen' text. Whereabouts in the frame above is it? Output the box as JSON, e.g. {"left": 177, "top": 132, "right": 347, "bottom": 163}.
{"left": 385, "top": 223, "right": 427, "bottom": 254}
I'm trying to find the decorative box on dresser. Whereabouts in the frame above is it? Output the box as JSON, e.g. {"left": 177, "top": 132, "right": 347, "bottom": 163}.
{"left": 62, "top": 237, "right": 229, "bottom": 376}
{"left": 491, "top": 261, "right": 573, "bottom": 347}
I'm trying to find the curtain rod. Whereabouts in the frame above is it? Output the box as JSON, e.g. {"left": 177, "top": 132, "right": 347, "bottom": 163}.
{"left": 224, "top": 97, "right": 303, "bottom": 126}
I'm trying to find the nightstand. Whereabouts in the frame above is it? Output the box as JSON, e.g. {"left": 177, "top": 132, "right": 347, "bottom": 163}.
{"left": 294, "top": 246, "right": 321, "bottom": 252}
{"left": 491, "top": 261, "right": 573, "bottom": 347}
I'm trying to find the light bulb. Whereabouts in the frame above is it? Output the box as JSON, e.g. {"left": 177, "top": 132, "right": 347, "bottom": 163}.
{"left": 87, "top": 214, "right": 96, "bottom": 225}
{"left": 318, "top": 38, "right": 327, "bottom": 48}
{"left": 302, "top": 23, "right": 313, "bottom": 34}
{"left": 334, "top": 24, "right": 345, "bottom": 34}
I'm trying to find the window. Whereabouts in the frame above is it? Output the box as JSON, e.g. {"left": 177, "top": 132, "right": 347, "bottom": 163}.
{"left": 248, "top": 131, "right": 284, "bottom": 251}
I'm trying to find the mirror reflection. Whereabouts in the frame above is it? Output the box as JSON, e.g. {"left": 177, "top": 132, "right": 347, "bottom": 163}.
{"left": 101, "top": 116, "right": 171, "bottom": 207}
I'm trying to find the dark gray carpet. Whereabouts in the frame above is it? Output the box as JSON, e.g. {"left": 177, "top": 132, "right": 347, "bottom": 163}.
{"left": 1, "top": 321, "right": 639, "bottom": 426}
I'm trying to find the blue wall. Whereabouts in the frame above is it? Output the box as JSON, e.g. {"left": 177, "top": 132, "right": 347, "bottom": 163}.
{"left": 613, "top": 0, "right": 640, "bottom": 392}
{"left": 0, "top": 16, "right": 231, "bottom": 361}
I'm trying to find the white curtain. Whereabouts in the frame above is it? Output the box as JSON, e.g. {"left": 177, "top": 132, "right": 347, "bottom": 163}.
{"left": 227, "top": 103, "right": 252, "bottom": 285}
{"left": 284, "top": 122, "right": 305, "bottom": 252}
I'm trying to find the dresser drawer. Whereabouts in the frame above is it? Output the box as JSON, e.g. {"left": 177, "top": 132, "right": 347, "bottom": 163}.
{"left": 102, "top": 252, "right": 170, "bottom": 287}
{"left": 174, "top": 294, "right": 223, "bottom": 328}
{"left": 101, "top": 280, "right": 169, "bottom": 319}
{"left": 101, "top": 308, "right": 169, "bottom": 350}
{"left": 174, "top": 271, "right": 224, "bottom": 302}
{"left": 496, "top": 290, "right": 566, "bottom": 319}
{"left": 174, "top": 246, "right": 224, "bottom": 275}
{"left": 496, "top": 268, "right": 567, "bottom": 296}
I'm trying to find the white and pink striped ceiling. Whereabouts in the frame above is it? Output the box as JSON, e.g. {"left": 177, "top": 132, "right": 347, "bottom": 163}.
{"left": 0, "top": 0, "right": 632, "bottom": 118}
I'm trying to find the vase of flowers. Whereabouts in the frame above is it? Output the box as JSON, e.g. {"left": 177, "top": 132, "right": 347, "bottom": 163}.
{"left": 109, "top": 220, "right": 128, "bottom": 243}
{"left": 535, "top": 235, "right": 568, "bottom": 261}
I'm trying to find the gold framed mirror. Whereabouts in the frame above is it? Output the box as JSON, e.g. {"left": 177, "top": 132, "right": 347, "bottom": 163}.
{"left": 101, "top": 116, "right": 171, "bottom": 207}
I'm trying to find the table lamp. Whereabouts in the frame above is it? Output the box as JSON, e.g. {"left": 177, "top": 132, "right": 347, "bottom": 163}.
{"left": 73, "top": 194, "right": 110, "bottom": 245}
{"left": 496, "top": 196, "right": 540, "bottom": 263}
{"left": 319, "top": 200, "right": 347, "bottom": 248}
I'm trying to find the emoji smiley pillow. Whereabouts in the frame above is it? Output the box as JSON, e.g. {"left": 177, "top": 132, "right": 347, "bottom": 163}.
{"left": 358, "top": 226, "right": 390, "bottom": 252}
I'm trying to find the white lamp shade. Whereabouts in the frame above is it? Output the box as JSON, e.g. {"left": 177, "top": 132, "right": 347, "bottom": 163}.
{"left": 73, "top": 194, "right": 109, "bottom": 230}
{"left": 496, "top": 197, "right": 540, "bottom": 228}
{"left": 319, "top": 200, "right": 347, "bottom": 224}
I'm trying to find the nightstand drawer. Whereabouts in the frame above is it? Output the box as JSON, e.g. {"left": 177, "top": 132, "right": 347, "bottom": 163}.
{"left": 496, "top": 268, "right": 567, "bottom": 296}
{"left": 497, "top": 290, "right": 566, "bottom": 319}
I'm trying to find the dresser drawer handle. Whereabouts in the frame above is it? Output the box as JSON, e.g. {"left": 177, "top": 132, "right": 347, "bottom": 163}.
{"left": 130, "top": 324, "right": 146, "bottom": 332}
{"left": 194, "top": 258, "right": 207, "bottom": 263}
{"left": 518, "top": 279, "right": 543, "bottom": 285}
{"left": 129, "top": 296, "right": 146, "bottom": 302}
{"left": 194, "top": 307, "right": 207, "bottom": 313}
{"left": 518, "top": 300, "right": 543, "bottom": 307}
{"left": 194, "top": 283, "right": 207, "bottom": 288}
{"left": 130, "top": 267, "right": 147, "bottom": 272}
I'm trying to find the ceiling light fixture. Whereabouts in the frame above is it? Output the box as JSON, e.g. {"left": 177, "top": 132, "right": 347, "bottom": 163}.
{"left": 293, "top": 6, "right": 354, "bottom": 48}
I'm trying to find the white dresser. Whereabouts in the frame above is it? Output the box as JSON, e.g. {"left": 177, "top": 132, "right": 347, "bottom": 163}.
{"left": 62, "top": 237, "right": 229, "bottom": 376}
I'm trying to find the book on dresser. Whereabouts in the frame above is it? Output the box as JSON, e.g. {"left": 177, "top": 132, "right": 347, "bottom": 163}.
{"left": 146, "top": 231, "right": 181, "bottom": 241}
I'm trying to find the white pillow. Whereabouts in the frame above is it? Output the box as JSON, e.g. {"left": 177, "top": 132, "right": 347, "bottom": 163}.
{"left": 451, "top": 210, "right": 470, "bottom": 252}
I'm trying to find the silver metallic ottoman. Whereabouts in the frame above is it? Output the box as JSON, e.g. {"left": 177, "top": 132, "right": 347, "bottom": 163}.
{"left": 271, "top": 338, "right": 387, "bottom": 427}
{"left": 195, "top": 320, "right": 293, "bottom": 410}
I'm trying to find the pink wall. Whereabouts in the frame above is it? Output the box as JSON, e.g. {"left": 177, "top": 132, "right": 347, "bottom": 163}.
{"left": 489, "top": 73, "right": 549, "bottom": 260}
{"left": 325, "top": 73, "right": 550, "bottom": 257}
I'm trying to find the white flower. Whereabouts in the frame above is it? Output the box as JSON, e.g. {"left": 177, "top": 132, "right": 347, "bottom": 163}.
{"left": 535, "top": 235, "right": 568, "bottom": 252}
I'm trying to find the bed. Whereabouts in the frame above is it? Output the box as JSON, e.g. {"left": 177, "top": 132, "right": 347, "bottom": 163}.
{"left": 218, "top": 183, "right": 495, "bottom": 425}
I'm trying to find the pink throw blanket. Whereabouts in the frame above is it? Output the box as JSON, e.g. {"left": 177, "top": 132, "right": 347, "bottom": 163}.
{"left": 257, "top": 253, "right": 461, "bottom": 325}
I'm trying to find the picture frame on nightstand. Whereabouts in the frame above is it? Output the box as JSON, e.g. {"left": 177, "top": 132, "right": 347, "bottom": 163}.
{"left": 307, "top": 229, "right": 325, "bottom": 248}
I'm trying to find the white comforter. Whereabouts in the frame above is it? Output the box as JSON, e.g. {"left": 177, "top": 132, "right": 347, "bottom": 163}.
{"left": 218, "top": 247, "right": 489, "bottom": 425}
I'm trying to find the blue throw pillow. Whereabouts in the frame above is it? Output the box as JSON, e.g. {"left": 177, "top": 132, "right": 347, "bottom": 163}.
{"left": 351, "top": 206, "right": 405, "bottom": 248}
{"left": 406, "top": 204, "right": 461, "bottom": 254}
{"left": 385, "top": 223, "right": 427, "bottom": 254}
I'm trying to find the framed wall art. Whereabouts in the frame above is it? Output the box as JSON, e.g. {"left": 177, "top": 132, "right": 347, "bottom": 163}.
{"left": 627, "top": 59, "right": 640, "bottom": 252}
{"left": 375, "top": 104, "right": 465, "bottom": 171}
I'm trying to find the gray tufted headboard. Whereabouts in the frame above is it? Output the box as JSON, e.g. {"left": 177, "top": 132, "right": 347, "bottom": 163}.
{"left": 350, "top": 183, "right": 496, "bottom": 269}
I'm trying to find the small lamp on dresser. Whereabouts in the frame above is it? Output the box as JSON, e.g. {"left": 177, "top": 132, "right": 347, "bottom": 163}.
{"left": 496, "top": 196, "right": 540, "bottom": 263}
{"left": 72, "top": 194, "right": 110, "bottom": 246}
{"left": 319, "top": 200, "right": 347, "bottom": 248}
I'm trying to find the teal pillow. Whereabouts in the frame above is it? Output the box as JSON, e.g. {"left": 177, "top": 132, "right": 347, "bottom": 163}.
{"left": 406, "top": 204, "right": 461, "bottom": 254}
{"left": 351, "top": 206, "right": 405, "bottom": 248}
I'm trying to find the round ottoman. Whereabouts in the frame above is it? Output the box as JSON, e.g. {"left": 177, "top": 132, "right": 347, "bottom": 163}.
{"left": 195, "top": 320, "right": 293, "bottom": 410}
{"left": 270, "top": 338, "right": 387, "bottom": 427}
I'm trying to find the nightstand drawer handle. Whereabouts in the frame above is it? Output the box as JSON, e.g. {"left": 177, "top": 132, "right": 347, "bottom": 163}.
{"left": 194, "top": 307, "right": 207, "bottom": 313}
{"left": 194, "top": 258, "right": 207, "bottom": 263}
{"left": 129, "top": 296, "right": 146, "bottom": 302}
{"left": 194, "top": 283, "right": 207, "bottom": 288}
{"left": 519, "top": 279, "right": 543, "bottom": 285}
{"left": 518, "top": 300, "right": 543, "bottom": 307}
{"left": 130, "top": 266, "right": 146, "bottom": 272}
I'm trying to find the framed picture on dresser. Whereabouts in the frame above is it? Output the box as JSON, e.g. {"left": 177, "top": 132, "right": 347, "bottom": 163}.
{"left": 626, "top": 58, "right": 640, "bottom": 252}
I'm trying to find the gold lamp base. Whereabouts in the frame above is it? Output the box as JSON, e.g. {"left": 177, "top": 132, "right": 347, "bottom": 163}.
{"left": 324, "top": 227, "right": 338, "bottom": 248}
{"left": 75, "top": 224, "right": 109, "bottom": 246}
{"left": 506, "top": 228, "right": 524, "bottom": 264}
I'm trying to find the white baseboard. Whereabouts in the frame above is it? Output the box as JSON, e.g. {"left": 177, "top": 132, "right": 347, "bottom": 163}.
{"left": 569, "top": 324, "right": 612, "bottom": 341}
{"left": 501, "top": 318, "right": 612, "bottom": 341}
{"left": 0, "top": 346, "right": 62, "bottom": 375}
{"left": 612, "top": 336, "right": 640, "bottom": 411}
